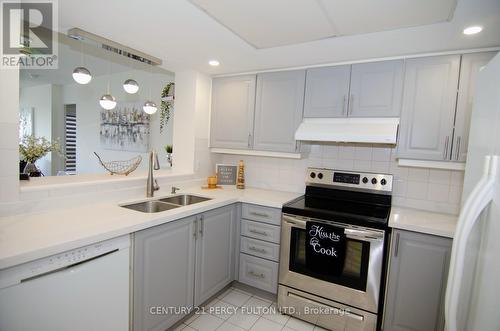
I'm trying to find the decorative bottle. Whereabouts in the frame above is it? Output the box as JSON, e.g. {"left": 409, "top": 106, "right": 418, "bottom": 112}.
{"left": 237, "top": 160, "right": 245, "bottom": 189}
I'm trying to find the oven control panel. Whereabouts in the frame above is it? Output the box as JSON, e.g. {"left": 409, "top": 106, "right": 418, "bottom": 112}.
{"left": 306, "top": 167, "right": 393, "bottom": 193}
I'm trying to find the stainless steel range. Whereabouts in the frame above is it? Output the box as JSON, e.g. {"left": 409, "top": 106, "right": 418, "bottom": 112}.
{"left": 278, "top": 167, "right": 393, "bottom": 331}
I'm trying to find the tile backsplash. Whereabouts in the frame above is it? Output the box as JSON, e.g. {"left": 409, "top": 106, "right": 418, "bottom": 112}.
{"left": 216, "top": 143, "right": 464, "bottom": 215}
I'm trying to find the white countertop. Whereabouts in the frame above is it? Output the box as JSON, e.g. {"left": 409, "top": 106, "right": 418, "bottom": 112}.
{"left": 389, "top": 206, "right": 458, "bottom": 238}
{"left": 0, "top": 186, "right": 301, "bottom": 270}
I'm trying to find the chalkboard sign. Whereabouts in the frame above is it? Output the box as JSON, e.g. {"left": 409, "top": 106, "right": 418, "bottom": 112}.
{"left": 216, "top": 164, "right": 237, "bottom": 185}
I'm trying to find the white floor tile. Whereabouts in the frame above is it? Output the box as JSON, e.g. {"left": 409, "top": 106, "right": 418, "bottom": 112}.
{"left": 216, "top": 322, "right": 246, "bottom": 331}
{"left": 226, "top": 311, "right": 260, "bottom": 330}
{"left": 207, "top": 299, "right": 238, "bottom": 320}
{"left": 285, "top": 317, "right": 315, "bottom": 331}
{"left": 261, "top": 304, "right": 290, "bottom": 325}
{"left": 220, "top": 289, "right": 252, "bottom": 307}
{"left": 249, "top": 317, "right": 283, "bottom": 331}
{"left": 185, "top": 314, "right": 199, "bottom": 325}
{"left": 189, "top": 313, "right": 224, "bottom": 331}
{"left": 242, "top": 297, "right": 272, "bottom": 315}
{"left": 313, "top": 326, "right": 329, "bottom": 331}
{"left": 182, "top": 326, "right": 197, "bottom": 331}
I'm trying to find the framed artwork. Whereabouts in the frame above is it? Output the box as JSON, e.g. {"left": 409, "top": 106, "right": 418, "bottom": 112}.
{"left": 19, "top": 107, "right": 34, "bottom": 140}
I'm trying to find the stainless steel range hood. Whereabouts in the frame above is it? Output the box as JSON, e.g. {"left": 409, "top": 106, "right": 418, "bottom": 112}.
{"left": 294, "top": 118, "right": 400, "bottom": 144}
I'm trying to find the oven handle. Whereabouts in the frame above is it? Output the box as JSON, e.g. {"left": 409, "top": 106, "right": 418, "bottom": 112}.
{"left": 287, "top": 292, "right": 365, "bottom": 321}
{"left": 283, "top": 214, "right": 384, "bottom": 241}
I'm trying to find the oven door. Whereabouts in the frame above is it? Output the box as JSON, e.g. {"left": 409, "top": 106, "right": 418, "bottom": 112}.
{"left": 279, "top": 214, "right": 385, "bottom": 313}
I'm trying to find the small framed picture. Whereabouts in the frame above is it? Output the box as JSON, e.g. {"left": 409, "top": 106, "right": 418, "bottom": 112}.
{"left": 216, "top": 164, "right": 237, "bottom": 185}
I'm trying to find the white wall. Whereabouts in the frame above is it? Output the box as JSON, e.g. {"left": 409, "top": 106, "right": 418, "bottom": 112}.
{"left": 216, "top": 143, "right": 464, "bottom": 214}
{"left": 61, "top": 69, "right": 174, "bottom": 174}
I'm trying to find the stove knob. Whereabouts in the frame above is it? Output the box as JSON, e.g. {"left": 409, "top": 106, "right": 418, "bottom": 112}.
{"left": 381, "top": 178, "right": 387, "bottom": 186}
{"left": 362, "top": 177, "right": 368, "bottom": 184}
{"left": 317, "top": 173, "right": 323, "bottom": 179}
{"left": 371, "top": 178, "right": 378, "bottom": 185}
{"left": 310, "top": 172, "right": 316, "bottom": 179}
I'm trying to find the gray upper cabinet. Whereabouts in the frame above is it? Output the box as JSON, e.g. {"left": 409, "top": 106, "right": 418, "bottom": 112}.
{"left": 133, "top": 217, "right": 196, "bottom": 331}
{"left": 303, "top": 65, "right": 350, "bottom": 118}
{"left": 253, "top": 70, "right": 306, "bottom": 152}
{"left": 397, "top": 55, "right": 460, "bottom": 161}
{"left": 194, "top": 205, "right": 236, "bottom": 305}
{"left": 384, "top": 229, "right": 452, "bottom": 331}
{"left": 453, "top": 52, "right": 497, "bottom": 162}
{"left": 210, "top": 75, "right": 256, "bottom": 149}
{"left": 349, "top": 60, "right": 404, "bottom": 117}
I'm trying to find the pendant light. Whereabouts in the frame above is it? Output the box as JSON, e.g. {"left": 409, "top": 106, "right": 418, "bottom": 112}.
{"left": 123, "top": 79, "right": 139, "bottom": 94}
{"left": 99, "top": 62, "right": 117, "bottom": 110}
{"left": 72, "top": 40, "right": 92, "bottom": 84}
{"left": 143, "top": 64, "right": 157, "bottom": 114}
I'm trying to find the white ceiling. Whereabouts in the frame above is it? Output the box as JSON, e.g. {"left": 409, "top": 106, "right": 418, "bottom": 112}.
{"left": 189, "top": 0, "right": 457, "bottom": 49}
{"left": 56, "top": 0, "right": 500, "bottom": 75}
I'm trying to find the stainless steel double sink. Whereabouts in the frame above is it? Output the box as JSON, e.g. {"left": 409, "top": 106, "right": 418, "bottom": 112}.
{"left": 121, "top": 194, "right": 212, "bottom": 213}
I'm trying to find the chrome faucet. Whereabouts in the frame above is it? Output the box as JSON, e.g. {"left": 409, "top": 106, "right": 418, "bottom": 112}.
{"left": 171, "top": 186, "right": 180, "bottom": 194}
{"left": 146, "top": 150, "right": 160, "bottom": 197}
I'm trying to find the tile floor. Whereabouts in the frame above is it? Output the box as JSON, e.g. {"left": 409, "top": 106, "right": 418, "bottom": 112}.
{"left": 172, "top": 287, "right": 327, "bottom": 331}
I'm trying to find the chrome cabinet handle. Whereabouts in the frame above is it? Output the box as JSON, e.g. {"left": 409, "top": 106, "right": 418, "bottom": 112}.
{"left": 342, "top": 95, "right": 347, "bottom": 116}
{"left": 248, "top": 270, "right": 265, "bottom": 279}
{"left": 348, "top": 95, "right": 353, "bottom": 116}
{"left": 249, "top": 246, "right": 267, "bottom": 254}
{"left": 394, "top": 232, "right": 400, "bottom": 257}
{"left": 249, "top": 229, "right": 268, "bottom": 236}
{"left": 193, "top": 218, "right": 198, "bottom": 239}
{"left": 443, "top": 136, "right": 450, "bottom": 160}
{"left": 199, "top": 215, "right": 204, "bottom": 236}
{"left": 455, "top": 136, "right": 461, "bottom": 161}
{"left": 250, "top": 211, "right": 269, "bottom": 218}
{"left": 247, "top": 133, "right": 251, "bottom": 148}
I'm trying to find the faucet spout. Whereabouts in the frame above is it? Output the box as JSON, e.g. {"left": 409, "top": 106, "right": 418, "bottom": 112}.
{"left": 146, "top": 150, "right": 160, "bottom": 197}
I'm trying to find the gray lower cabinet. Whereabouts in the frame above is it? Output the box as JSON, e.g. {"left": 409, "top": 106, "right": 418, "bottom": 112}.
{"left": 397, "top": 55, "right": 460, "bottom": 161}
{"left": 253, "top": 70, "right": 306, "bottom": 152}
{"left": 194, "top": 205, "right": 236, "bottom": 305}
{"left": 453, "top": 52, "right": 497, "bottom": 162}
{"left": 383, "top": 229, "right": 452, "bottom": 331}
{"left": 349, "top": 60, "right": 404, "bottom": 117}
{"left": 133, "top": 205, "right": 237, "bottom": 331}
{"left": 210, "top": 75, "right": 256, "bottom": 149}
{"left": 133, "top": 216, "right": 196, "bottom": 331}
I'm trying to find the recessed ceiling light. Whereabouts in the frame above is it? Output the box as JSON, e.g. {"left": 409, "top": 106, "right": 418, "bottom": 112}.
{"left": 208, "top": 60, "right": 220, "bottom": 66}
{"left": 463, "top": 26, "right": 483, "bottom": 35}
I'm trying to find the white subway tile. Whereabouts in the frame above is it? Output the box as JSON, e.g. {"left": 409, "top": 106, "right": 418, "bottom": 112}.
{"left": 371, "top": 161, "right": 390, "bottom": 173}
{"left": 390, "top": 162, "right": 409, "bottom": 179}
{"left": 449, "top": 185, "right": 463, "bottom": 204}
{"left": 451, "top": 171, "right": 465, "bottom": 186}
{"left": 408, "top": 168, "right": 430, "bottom": 182}
{"left": 393, "top": 179, "right": 408, "bottom": 197}
{"left": 429, "top": 169, "right": 451, "bottom": 185}
{"left": 353, "top": 160, "right": 371, "bottom": 172}
{"left": 322, "top": 144, "right": 338, "bottom": 159}
{"left": 372, "top": 147, "right": 392, "bottom": 161}
{"left": 406, "top": 181, "right": 428, "bottom": 200}
{"left": 427, "top": 183, "right": 450, "bottom": 202}
{"left": 338, "top": 146, "right": 355, "bottom": 159}
{"left": 354, "top": 146, "right": 372, "bottom": 160}
{"left": 335, "top": 159, "right": 354, "bottom": 170}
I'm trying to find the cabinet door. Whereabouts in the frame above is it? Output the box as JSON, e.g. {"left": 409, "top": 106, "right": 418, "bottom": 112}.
{"left": 210, "top": 75, "right": 256, "bottom": 149}
{"left": 304, "top": 65, "right": 351, "bottom": 118}
{"left": 133, "top": 217, "right": 196, "bottom": 331}
{"left": 397, "top": 55, "right": 460, "bottom": 160}
{"left": 253, "top": 70, "right": 306, "bottom": 152}
{"left": 453, "top": 52, "right": 497, "bottom": 162}
{"left": 195, "top": 205, "right": 236, "bottom": 305}
{"left": 384, "top": 230, "right": 452, "bottom": 331}
{"left": 349, "top": 60, "right": 404, "bottom": 117}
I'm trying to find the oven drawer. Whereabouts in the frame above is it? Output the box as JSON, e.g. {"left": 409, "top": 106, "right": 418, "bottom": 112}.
{"left": 239, "top": 253, "right": 278, "bottom": 293}
{"left": 278, "top": 285, "right": 377, "bottom": 331}
{"left": 240, "top": 236, "right": 280, "bottom": 262}
{"left": 241, "top": 219, "right": 280, "bottom": 244}
{"left": 242, "top": 204, "right": 281, "bottom": 225}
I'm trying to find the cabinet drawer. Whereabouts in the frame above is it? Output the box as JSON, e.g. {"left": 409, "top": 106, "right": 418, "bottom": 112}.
{"left": 241, "top": 219, "right": 280, "bottom": 244}
{"left": 242, "top": 204, "right": 281, "bottom": 225}
{"left": 239, "top": 253, "right": 278, "bottom": 294}
{"left": 240, "top": 236, "right": 280, "bottom": 262}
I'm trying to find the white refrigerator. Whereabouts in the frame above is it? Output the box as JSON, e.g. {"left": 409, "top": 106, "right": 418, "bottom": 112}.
{"left": 445, "top": 52, "right": 500, "bottom": 331}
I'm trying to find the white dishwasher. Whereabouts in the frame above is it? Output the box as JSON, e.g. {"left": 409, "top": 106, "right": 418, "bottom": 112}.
{"left": 0, "top": 235, "right": 130, "bottom": 331}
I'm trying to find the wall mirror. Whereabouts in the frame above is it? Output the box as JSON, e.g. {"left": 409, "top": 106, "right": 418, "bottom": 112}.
{"left": 19, "top": 32, "right": 174, "bottom": 177}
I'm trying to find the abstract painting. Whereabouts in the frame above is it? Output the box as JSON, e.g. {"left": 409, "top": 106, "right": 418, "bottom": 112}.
{"left": 19, "top": 107, "right": 34, "bottom": 140}
{"left": 100, "top": 103, "right": 150, "bottom": 152}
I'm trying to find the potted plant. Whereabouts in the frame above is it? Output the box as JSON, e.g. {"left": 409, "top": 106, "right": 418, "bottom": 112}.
{"left": 19, "top": 136, "right": 63, "bottom": 177}
{"left": 164, "top": 144, "right": 173, "bottom": 167}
